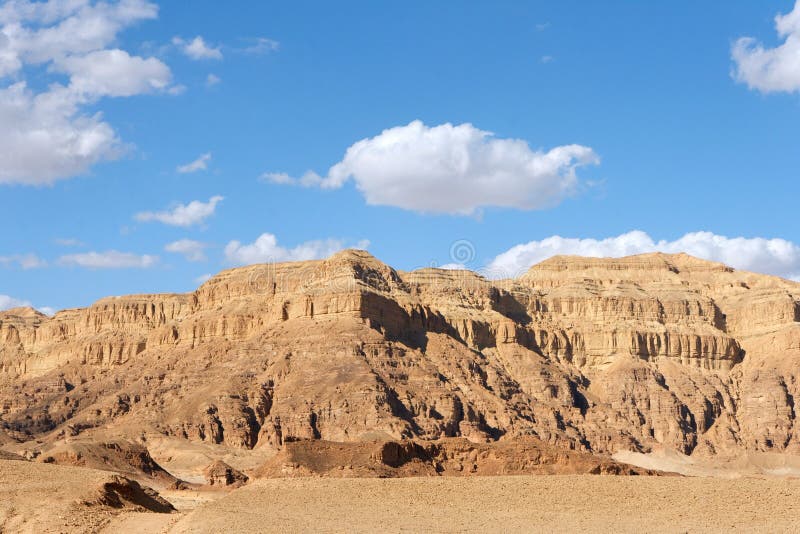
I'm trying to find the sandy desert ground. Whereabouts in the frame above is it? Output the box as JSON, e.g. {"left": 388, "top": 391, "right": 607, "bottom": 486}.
{"left": 0, "top": 460, "right": 175, "bottom": 533}
{"left": 4, "top": 458, "right": 800, "bottom": 533}
{"left": 109, "top": 475, "right": 800, "bottom": 533}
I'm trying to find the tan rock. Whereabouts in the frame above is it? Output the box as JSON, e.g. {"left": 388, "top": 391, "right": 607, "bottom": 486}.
{"left": 203, "top": 459, "right": 248, "bottom": 487}
{"left": 1, "top": 250, "right": 799, "bottom": 460}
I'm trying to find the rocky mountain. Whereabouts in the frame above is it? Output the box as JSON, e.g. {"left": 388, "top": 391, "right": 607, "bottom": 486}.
{"left": 2, "top": 250, "right": 799, "bottom": 465}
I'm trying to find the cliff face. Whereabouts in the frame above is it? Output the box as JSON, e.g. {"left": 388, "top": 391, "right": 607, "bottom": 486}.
{"left": 2, "top": 250, "right": 799, "bottom": 457}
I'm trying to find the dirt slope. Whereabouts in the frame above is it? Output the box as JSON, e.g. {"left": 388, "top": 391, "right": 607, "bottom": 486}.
{"left": 0, "top": 459, "right": 174, "bottom": 533}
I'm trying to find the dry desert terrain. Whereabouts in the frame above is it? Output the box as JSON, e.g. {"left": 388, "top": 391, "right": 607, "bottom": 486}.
{"left": 4, "top": 251, "right": 800, "bottom": 532}
{"left": 4, "top": 458, "right": 800, "bottom": 533}
{"left": 103, "top": 475, "right": 800, "bottom": 533}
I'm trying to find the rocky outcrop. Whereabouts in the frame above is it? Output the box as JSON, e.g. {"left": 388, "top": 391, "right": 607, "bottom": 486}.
{"left": 1, "top": 250, "right": 800, "bottom": 460}
{"left": 81, "top": 474, "right": 175, "bottom": 513}
{"left": 34, "top": 439, "right": 179, "bottom": 484}
{"left": 203, "top": 460, "right": 249, "bottom": 487}
{"left": 254, "top": 437, "right": 659, "bottom": 478}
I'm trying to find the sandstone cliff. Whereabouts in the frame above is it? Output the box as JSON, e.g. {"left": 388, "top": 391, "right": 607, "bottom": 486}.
{"left": 2, "top": 250, "right": 799, "bottom": 460}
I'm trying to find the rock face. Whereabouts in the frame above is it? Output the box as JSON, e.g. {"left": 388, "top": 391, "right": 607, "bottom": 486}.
{"left": 203, "top": 460, "right": 249, "bottom": 487}
{"left": 255, "top": 437, "right": 659, "bottom": 478}
{"left": 35, "top": 439, "right": 179, "bottom": 484}
{"left": 82, "top": 474, "right": 175, "bottom": 513}
{"left": 1, "top": 250, "right": 800, "bottom": 460}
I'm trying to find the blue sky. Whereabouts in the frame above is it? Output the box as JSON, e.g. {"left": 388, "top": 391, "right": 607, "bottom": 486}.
{"left": 1, "top": 0, "right": 800, "bottom": 313}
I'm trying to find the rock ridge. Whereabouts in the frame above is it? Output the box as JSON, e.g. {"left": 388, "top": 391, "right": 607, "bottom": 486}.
{"left": 2, "top": 250, "right": 800, "bottom": 459}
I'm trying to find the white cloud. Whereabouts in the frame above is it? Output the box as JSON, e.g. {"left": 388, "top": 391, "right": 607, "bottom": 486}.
{"left": 240, "top": 37, "right": 279, "bottom": 55}
{"left": 224, "top": 233, "right": 368, "bottom": 266}
{"left": 205, "top": 73, "right": 221, "bottom": 86}
{"left": 261, "top": 170, "right": 326, "bottom": 187}
{"left": 135, "top": 196, "right": 223, "bottom": 227}
{"left": 0, "top": 0, "right": 176, "bottom": 185}
{"left": 540, "top": 55, "right": 554, "bottom": 64}
{"left": 0, "top": 0, "right": 159, "bottom": 72}
{"left": 173, "top": 36, "right": 222, "bottom": 60}
{"left": 0, "top": 294, "right": 31, "bottom": 310}
{"left": 0, "top": 82, "right": 122, "bottom": 185}
{"left": 0, "top": 295, "right": 53, "bottom": 314}
{"left": 54, "top": 48, "right": 172, "bottom": 97}
{"left": 194, "top": 273, "right": 212, "bottom": 284}
{"left": 265, "top": 121, "right": 599, "bottom": 215}
{"left": 177, "top": 152, "right": 211, "bottom": 173}
{"left": 487, "top": 230, "right": 800, "bottom": 281}
{"left": 165, "top": 239, "right": 208, "bottom": 262}
{"left": 0, "top": 294, "right": 53, "bottom": 315}
{"left": 58, "top": 250, "right": 158, "bottom": 269}
{"left": 732, "top": 1, "right": 800, "bottom": 93}
{"left": 0, "top": 253, "right": 46, "bottom": 269}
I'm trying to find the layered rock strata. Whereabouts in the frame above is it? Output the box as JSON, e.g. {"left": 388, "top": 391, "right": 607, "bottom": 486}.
{"left": 2, "top": 250, "right": 799, "bottom": 458}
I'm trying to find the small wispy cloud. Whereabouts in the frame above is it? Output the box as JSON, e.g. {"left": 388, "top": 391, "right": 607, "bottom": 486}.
{"left": 206, "top": 73, "right": 221, "bottom": 87}
{"left": 240, "top": 37, "right": 280, "bottom": 55}
{"left": 135, "top": 196, "right": 223, "bottom": 227}
{"left": 173, "top": 36, "right": 223, "bottom": 60}
{"left": 0, "top": 294, "right": 30, "bottom": 310}
{"left": 540, "top": 55, "right": 554, "bottom": 64}
{"left": 58, "top": 251, "right": 158, "bottom": 269}
{"left": 165, "top": 239, "right": 209, "bottom": 262}
{"left": 0, "top": 295, "right": 54, "bottom": 315}
{"left": 0, "top": 254, "right": 46, "bottom": 269}
{"left": 177, "top": 153, "right": 212, "bottom": 173}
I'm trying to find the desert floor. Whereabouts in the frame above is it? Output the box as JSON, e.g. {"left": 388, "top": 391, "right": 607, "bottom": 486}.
{"left": 5, "top": 459, "right": 800, "bottom": 533}
{"left": 145, "top": 476, "right": 800, "bottom": 533}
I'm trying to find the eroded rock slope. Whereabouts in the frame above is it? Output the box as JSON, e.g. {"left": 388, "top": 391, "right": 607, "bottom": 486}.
{"left": 2, "top": 250, "right": 799, "bottom": 458}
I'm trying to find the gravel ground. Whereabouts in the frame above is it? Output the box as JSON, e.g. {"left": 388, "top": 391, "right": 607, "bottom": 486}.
{"left": 167, "top": 475, "right": 800, "bottom": 533}
{"left": 5, "top": 460, "right": 800, "bottom": 533}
